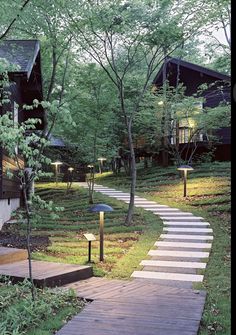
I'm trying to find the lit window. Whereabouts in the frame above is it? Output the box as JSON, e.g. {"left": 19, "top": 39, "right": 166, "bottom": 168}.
{"left": 179, "top": 127, "right": 191, "bottom": 144}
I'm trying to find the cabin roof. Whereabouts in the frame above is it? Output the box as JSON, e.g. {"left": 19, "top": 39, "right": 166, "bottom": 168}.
{"left": 49, "top": 135, "right": 66, "bottom": 147}
{"left": 0, "top": 40, "right": 40, "bottom": 80}
{"left": 153, "top": 57, "right": 230, "bottom": 85}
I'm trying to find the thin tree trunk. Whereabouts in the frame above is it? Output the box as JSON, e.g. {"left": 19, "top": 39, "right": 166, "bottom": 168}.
{"left": 22, "top": 180, "right": 35, "bottom": 301}
{"left": 125, "top": 120, "right": 136, "bottom": 226}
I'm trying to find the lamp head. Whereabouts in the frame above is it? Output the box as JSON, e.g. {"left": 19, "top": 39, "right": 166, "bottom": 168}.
{"left": 88, "top": 204, "right": 114, "bottom": 213}
{"left": 51, "top": 161, "right": 63, "bottom": 166}
{"left": 97, "top": 157, "right": 106, "bottom": 162}
{"left": 177, "top": 165, "right": 194, "bottom": 171}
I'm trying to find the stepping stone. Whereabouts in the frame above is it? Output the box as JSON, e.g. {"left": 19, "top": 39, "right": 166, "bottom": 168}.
{"left": 148, "top": 250, "right": 209, "bottom": 258}
{"left": 161, "top": 234, "right": 213, "bottom": 240}
{"left": 131, "top": 271, "right": 204, "bottom": 282}
{"left": 163, "top": 227, "right": 213, "bottom": 233}
{"left": 133, "top": 202, "right": 159, "bottom": 205}
{"left": 101, "top": 192, "right": 128, "bottom": 195}
{"left": 135, "top": 204, "right": 169, "bottom": 208}
{"left": 94, "top": 187, "right": 110, "bottom": 189}
{"left": 160, "top": 216, "right": 204, "bottom": 220}
{"left": 145, "top": 208, "right": 180, "bottom": 212}
{"left": 158, "top": 212, "right": 195, "bottom": 216}
{"left": 133, "top": 198, "right": 150, "bottom": 201}
{"left": 154, "top": 241, "right": 212, "bottom": 249}
{"left": 163, "top": 222, "right": 210, "bottom": 226}
{"left": 140, "top": 260, "right": 207, "bottom": 269}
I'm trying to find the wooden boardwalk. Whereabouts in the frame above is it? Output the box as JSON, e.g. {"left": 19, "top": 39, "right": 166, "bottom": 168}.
{"left": 56, "top": 277, "right": 206, "bottom": 335}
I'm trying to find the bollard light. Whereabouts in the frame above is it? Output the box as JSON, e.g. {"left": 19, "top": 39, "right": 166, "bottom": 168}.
{"left": 83, "top": 233, "right": 96, "bottom": 263}
{"left": 97, "top": 157, "right": 106, "bottom": 174}
{"left": 51, "top": 161, "right": 63, "bottom": 185}
{"left": 88, "top": 204, "right": 113, "bottom": 261}
{"left": 177, "top": 165, "right": 194, "bottom": 197}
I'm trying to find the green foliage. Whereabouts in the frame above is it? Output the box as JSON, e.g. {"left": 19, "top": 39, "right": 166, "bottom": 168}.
{"left": 52, "top": 63, "right": 122, "bottom": 164}
{"left": 0, "top": 279, "right": 85, "bottom": 335}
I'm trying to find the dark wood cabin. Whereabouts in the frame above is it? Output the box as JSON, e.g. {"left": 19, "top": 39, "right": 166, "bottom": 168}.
{"left": 135, "top": 57, "right": 230, "bottom": 165}
{"left": 0, "top": 40, "right": 44, "bottom": 223}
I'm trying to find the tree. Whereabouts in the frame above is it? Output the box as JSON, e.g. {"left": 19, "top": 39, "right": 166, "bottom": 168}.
{"left": 64, "top": 0, "right": 201, "bottom": 225}
{"left": 51, "top": 62, "right": 122, "bottom": 202}
{"left": 0, "top": 0, "right": 31, "bottom": 40}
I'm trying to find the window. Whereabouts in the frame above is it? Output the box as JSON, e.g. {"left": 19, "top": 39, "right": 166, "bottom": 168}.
{"left": 179, "top": 127, "right": 191, "bottom": 144}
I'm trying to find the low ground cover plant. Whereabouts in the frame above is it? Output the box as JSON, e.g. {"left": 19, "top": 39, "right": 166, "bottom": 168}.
{"left": 0, "top": 278, "right": 85, "bottom": 335}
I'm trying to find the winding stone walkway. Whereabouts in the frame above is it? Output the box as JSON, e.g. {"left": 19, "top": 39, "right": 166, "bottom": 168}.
{"left": 56, "top": 182, "right": 213, "bottom": 335}
{"left": 81, "top": 183, "right": 213, "bottom": 287}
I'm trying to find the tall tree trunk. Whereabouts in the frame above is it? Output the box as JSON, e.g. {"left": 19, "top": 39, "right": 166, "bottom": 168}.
{"left": 22, "top": 178, "right": 35, "bottom": 301}
{"left": 125, "top": 120, "right": 136, "bottom": 226}
{"left": 87, "top": 168, "right": 95, "bottom": 204}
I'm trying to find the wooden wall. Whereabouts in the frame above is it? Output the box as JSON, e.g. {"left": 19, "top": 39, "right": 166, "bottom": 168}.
{"left": 0, "top": 149, "right": 24, "bottom": 199}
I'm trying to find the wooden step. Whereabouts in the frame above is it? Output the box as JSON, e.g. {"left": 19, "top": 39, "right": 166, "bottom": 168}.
{"left": 0, "top": 260, "right": 93, "bottom": 288}
{"left": 0, "top": 247, "right": 28, "bottom": 265}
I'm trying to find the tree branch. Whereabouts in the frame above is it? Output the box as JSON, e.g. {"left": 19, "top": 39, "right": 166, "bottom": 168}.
{"left": 0, "top": 0, "right": 31, "bottom": 40}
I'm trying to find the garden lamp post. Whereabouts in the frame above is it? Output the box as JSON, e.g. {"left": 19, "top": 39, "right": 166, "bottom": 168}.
{"left": 68, "top": 167, "right": 74, "bottom": 186}
{"left": 88, "top": 204, "right": 113, "bottom": 261}
{"left": 97, "top": 157, "right": 106, "bottom": 174}
{"left": 87, "top": 164, "right": 94, "bottom": 174}
{"left": 51, "top": 161, "right": 62, "bottom": 185}
{"left": 177, "top": 165, "right": 194, "bottom": 197}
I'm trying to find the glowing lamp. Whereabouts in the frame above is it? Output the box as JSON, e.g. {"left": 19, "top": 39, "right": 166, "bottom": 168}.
{"left": 177, "top": 165, "right": 194, "bottom": 197}
{"left": 88, "top": 204, "right": 113, "bottom": 261}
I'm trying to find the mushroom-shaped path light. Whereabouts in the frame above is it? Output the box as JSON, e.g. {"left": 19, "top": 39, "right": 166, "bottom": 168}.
{"left": 88, "top": 204, "right": 114, "bottom": 261}
{"left": 51, "top": 161, "right": 63, "bottom": 185}
{"left": 177, "top": 165, "right": 194, "bottom": 197}
{"left": 97, "top": 157, "right": 106, "bottom": 174}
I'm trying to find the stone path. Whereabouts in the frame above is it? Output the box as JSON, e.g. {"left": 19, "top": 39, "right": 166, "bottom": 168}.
{"left": 79, "top": 182, "right": 213, "bottom": 288}
{"left": 56, "top": 182, "right": 212, "bottom": 335}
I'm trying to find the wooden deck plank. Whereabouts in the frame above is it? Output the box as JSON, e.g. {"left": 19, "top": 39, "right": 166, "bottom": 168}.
{"left": 56, "top": 293, "right": 205, "bottom": 335}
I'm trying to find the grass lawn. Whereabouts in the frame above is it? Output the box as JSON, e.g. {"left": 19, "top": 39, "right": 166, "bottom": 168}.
{"left": 1, "top": 161, "right": 230, "bottom": 334}
{"left": 10, "top": 183, "right": 162, "bottom": 279}
{"left": 97, "top": 160, "right": 231, "bottom": 335}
